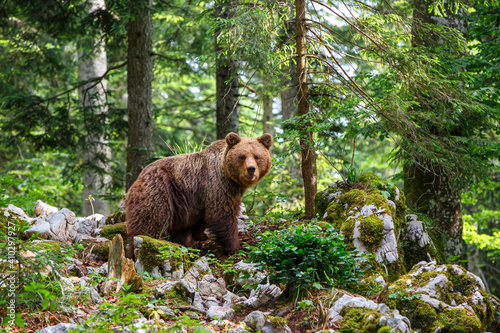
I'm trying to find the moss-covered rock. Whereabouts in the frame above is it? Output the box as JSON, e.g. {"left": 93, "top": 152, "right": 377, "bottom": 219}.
{"left": 100, "top": 222, "right": 127, "bottom": 242}
{"left": 385, "top": 261, "right": 497, "bottom": 333}
{"left": 315, "top": 175, "right": 404, "bottom": 280}
{"left": 436, "top": 307, "right": 482, "bottom": 333}
{"left": 105, "top": 211, "right": 126, "bottom": 225}
{"left": 135, "top": 236, "right": 186, "bottom": 276}
{"left": 339, "top": 307, "right": 383, "bottom": 333}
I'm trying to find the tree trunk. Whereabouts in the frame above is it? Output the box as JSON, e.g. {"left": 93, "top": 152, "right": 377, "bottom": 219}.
{"left": 280, "top": 60, "right": 297, "bottom": 121}
{"left": 280, "top": 50, "right": 299, "bottom": 186}
{"left": 404, "top": 163, "right": 463, "bottom": 258}
{"left": 78, "top": 0, "right": 112, "bottom": 216}
{"left": 215, "top": 0, "right": 239, "bottom": 140}
{"left": 406, "top": 0, "right": 469, "bottom": 259}
{"left": 126, "top": 0, "right": 153, "bottom": 190}
{"left": 295, "top": 0, "right": 317, "bottom": 219}
{"left": 262, "top": 93, "right": 273, "bottom": 135}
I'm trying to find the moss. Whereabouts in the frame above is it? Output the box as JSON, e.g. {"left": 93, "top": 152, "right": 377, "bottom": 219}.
{"left": 136, "top": 236, "right": 184, "bottom": 273}
{"left": 162, "top": 283, "right": 192, "bottom": 305}
{"left": 360, "top": 173, "right": 387, "bottom": 190}
{"left": 358, "top": 215, "right": 385, "bottom": 252}
{"left": 314, "top": 192, "right": 330, "bottom": 218}
{"left": 266, "top": 315, "right": 287, "bottom": 328}
{"left": 100, "top": 222, "right": 127, "bottom": 242}
{"left": 92, "top": 242, "right": 110, "bottom": 261}
{"left": 385, "top": 263, "right": 498, "bottom": 332}
{"left": 437, "top": 308, "right": 482, "bottom": 333}
{"left": 393, "top": 186, "right": 407, "bottom": 220}
{"left": 350, "top": 275, "right": 384, "bottom": 298}
{"left": 377, "top": 327, "right": 392, "bottom": 333}
{"left": 366, "top": 192, "right": 395, "bottom": 216}
{"left": 325, "top": 201, "right": 343, "bottom": 225}
{"left": 231, "top": 304, "right": 248, "bottom": 313}
{"left": 105, "top": 212, "right": 126, "bottom": 225}
{"left": 339, "top": 307, "right": 382, "bottom": 333}
{"left": 402, "top": 239, "right": 439, "bottom": 272}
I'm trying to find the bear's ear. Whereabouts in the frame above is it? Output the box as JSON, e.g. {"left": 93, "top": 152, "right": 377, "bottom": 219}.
{"left": 258, "top": 133, "right": 273, "bottom": 149}
{"left": 225, "top": 132, "right": 241, "bottom": 147}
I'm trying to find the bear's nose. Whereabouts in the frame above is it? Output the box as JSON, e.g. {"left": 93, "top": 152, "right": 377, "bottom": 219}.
{"left": 247, "top": 165, "right": 256, "bottom": 175}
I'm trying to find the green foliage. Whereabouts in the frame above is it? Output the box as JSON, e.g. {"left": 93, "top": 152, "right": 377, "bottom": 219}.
{"left": 0, "top": 234, "right": 77, "bottom": 325}
{"left": 70, "top": 291, "right": 146, "bottom": 333}
{"left": 247, "top": 224, "right": 365, "bottom": 294}
{"left": 388, "top": 290, "right": 421, "bottom": 302}
{"left": 463, "top": 212, "right": 500, "bottom": 256}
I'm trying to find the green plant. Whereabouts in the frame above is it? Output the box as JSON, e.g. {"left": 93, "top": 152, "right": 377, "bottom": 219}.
{"left": 70, "top": 290, "right": 146, "bottom": 333}
{"left": 388, "top": 290, "right": 421, "bottom": 302}
{"left": 247, "top": 224, "right": 366, "bottom": 298}
{"left": 0, "top": 231, "right": 77, "bottom": 323}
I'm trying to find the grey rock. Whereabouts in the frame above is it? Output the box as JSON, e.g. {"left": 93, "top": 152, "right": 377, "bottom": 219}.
{"left": 5, "top": 204, "right": 29, "bottom": 219}
{"left": 222, "top": 290, "right": 247, "bottom": 307}
{"left": 262, "top": 322, "right": 292, "bottom": 333}
{"left": 79, "top": 277, "right": 101, "bottom": 304}
{"left": 68, "top": 264, "right": 83, "bottom": 277}
{"left": 245, "top": 284, "right": 282, "bottom": 308}
{"left": 206, "top": 305, "right": 234, "bottom": 320}
{"left": 228, "top": 325, "right": 250, "bottom": 333}
{"left": 245, "top": 311, "right": 266, "bottom": 331}
{"left": 232, "top": 261, "right": 266, "bottom": 287}
{"left": 98, "top": 262, "right": 108, "bottom": 275}
{"left": 77, "top": 214, "right": 105, "bottom": 235}
{"left": 183, "top": 257, "right": 211, "bottom": 289}
{"left": 205, "top": 296, "right": 220, "bottom": 308}
{"left": 199, "top": 274, "right": 227, "bottom": 300}
{"left": 74, "top": 233, "right": 109, "bottom": 243}
{"left": 34, "top": 200, "right": 59, "bottom": 217}
{"left": 348, "top": 205, "right": 399, "bottom": 264}
{"left": 25, "top": 208, "right": 77, "bottom": 243}
{"left": 39, "top": 323, "right": 78, "bottom": 333}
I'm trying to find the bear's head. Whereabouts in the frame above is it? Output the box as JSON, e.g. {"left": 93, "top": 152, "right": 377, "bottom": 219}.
{"left": 223, "top": 132, "right": 273, "bottom": 188}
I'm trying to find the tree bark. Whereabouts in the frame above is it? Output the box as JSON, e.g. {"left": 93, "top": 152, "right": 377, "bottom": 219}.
{"left": 406, "top": 0, "right": 469, "bottom": 259}
{"left": 126, "top": 0, "right": 154, "bottom": 190}
{"left": 78, "top": 0, "right": 112, "bottom": 216}
{"left": 262, "top": 93, "right": 273, "bottom": 135}
{"left": 404, "top": 163, "right": 463, "bottom": 258}
{"left": 295, "top": 0, "right": 317, "bottom": 219}
{"left": 215, "top": 0, "right": 239, "bottom": 140}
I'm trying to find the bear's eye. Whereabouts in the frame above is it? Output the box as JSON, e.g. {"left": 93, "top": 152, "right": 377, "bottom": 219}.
{"left": 254, "top": 155, "right": 260, "bottom": 161}
{"left": 239, "top": 156, "right": 246, "bottom": 160}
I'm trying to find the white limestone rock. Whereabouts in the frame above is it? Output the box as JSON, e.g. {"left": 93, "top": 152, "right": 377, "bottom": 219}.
{"left": 25, "top": 208, "right": 77, "bottom": 243}
{"left": 34, "top": 200, "right": 59, "bottom": 217}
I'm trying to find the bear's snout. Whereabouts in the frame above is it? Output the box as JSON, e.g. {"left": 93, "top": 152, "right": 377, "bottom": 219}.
{"left": 247, "top": 165, "right": 256, "bottom": 175}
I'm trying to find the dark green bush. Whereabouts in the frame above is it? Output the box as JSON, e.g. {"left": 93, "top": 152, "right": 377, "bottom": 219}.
{"left": 247, "top": 224, "right": 365, "bottom": 294}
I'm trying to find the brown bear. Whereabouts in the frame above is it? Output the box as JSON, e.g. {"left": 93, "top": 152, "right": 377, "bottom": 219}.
{"left": 125, "top": 132, "right": 273, "bottom": 258}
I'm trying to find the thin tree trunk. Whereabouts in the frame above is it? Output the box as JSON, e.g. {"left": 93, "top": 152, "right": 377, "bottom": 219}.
{"left": 295, "top": 0, "right": 317, "bottom": 219}
{"left": 281, "top": 51, "right": 299, "bottom": 186}
{"left": 262, "top": 93, "right": 273, "bottom": 135}
{"left": 79, "top": 0, "right": 112, "bottom": 216}
{"left": 126, "top": 0, "right": 153, "bottom": 190}
{"left": 405, "top": 0, "right": 469, "bottom": 259}
{"left": 215, "top": 0, "right": 239, "bottom": 140}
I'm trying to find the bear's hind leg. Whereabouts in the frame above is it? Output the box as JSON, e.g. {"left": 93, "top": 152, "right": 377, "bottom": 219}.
{"left": 170, "top": 229, "right": 194, "bottom": 247}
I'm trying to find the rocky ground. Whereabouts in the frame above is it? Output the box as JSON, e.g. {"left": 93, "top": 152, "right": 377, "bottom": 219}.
{"left": 1, "top": 174, "right": 500, "bottom": 333}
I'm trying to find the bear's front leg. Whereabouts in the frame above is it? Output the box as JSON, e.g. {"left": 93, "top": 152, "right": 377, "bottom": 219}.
{"left": 207, "top": 214, "right": 240, "bottom": 255}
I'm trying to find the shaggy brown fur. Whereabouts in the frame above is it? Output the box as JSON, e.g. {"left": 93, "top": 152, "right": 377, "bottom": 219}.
{"left": 125, "top": 132, "right": 273, "bottom": 258}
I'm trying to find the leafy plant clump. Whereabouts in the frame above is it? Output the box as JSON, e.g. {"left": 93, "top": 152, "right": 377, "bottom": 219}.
{"left": 247, "top": 224, "right": 365, "bottom": 296}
